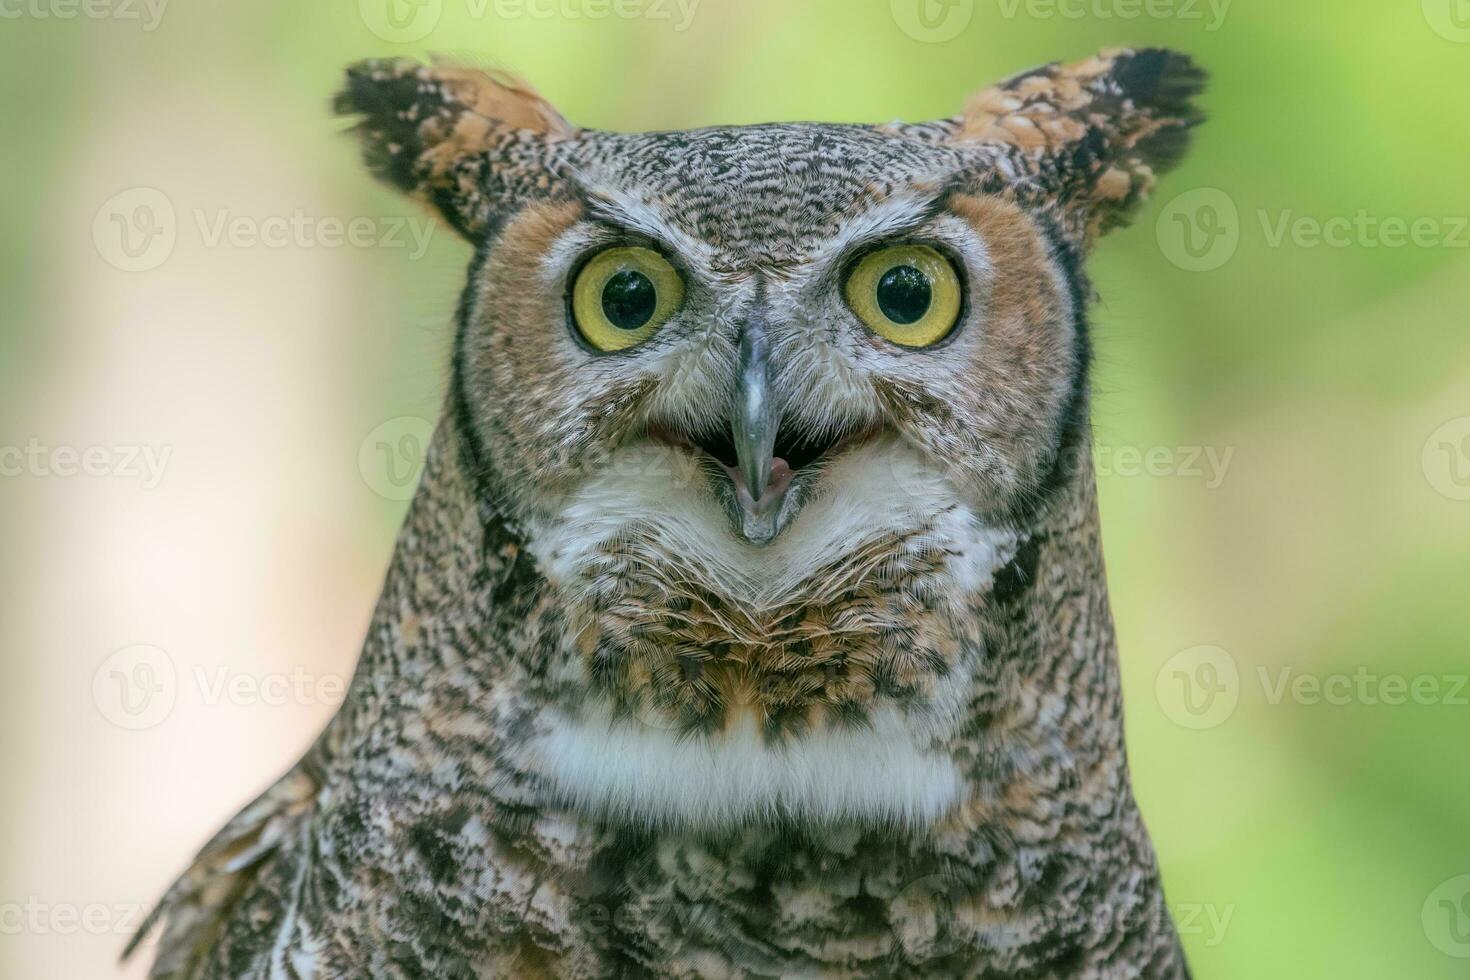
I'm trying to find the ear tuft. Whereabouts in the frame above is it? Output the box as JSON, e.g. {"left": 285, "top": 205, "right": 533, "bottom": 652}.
{"left": 334, "top": 58, "right": 575, "bottom": 239}
{"left": 956, "top": 48, "right": 1206, "bottom": 242}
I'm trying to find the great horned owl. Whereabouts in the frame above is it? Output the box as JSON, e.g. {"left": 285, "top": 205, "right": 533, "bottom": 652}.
{"left": 129, "top": 47, "right": 1206, "bottom": 979}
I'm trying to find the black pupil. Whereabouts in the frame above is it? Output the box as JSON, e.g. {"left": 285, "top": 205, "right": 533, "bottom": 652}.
{"left": 876, "top": 265, "right": 933, "bottom": 325}
{"left": 602, "top": 270, "right": 657, "bottom": 330}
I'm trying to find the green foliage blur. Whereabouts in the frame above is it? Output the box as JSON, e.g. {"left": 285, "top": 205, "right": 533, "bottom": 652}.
{"left": 4, "top": 1, "right": 1469, "bottom": 976}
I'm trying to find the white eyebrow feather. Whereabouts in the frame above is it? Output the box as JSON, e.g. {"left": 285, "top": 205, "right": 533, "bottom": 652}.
{"left": 802, "top": 185, "right": 953, "bottom": 267}
{"left": 573, "top": 178, "right": 719, "bottom": 264}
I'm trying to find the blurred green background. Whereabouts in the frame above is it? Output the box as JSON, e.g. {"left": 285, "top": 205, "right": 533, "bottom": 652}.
{"left": 3, "top": 1, "right": 1470, "bottom": 977}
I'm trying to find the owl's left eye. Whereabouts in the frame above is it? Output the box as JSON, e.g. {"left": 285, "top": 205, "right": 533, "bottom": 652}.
{"left": 843, "top": 244, "right": 963, "bottom": 349}
{"left": 571, "top": 246, "right": 685, "bottom": 353}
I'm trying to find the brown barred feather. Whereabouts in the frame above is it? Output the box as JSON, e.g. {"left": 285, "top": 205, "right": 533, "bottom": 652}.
{"left": 131, "top": 48, "right": 1206, "bottom": 979}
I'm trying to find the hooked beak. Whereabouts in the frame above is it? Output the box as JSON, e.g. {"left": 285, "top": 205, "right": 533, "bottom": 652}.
{"left": 729, "top": 316, "right": 790, "bottom": 545}
{"left": 643, "top": 300, "right": 873, "bottom": 545}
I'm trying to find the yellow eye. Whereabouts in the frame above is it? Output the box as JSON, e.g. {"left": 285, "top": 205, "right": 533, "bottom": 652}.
{"left": 571, "top": 246, "right": 685, "bottom": 352}
{"left": 843, "top": 244, "right": 962, "bottom": 348}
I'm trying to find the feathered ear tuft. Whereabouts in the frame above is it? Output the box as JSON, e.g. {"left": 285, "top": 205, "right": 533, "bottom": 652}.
{"left": 953, "top": 48, "right": 1207, "bottom": 244}
{"left": 334, "top": 57, "right": 576, "bottom": 241}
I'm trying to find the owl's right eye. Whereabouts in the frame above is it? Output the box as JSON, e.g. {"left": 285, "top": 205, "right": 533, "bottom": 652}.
{"left": 571, "top": 246, "right": 685, "bottom": 352}
{"left": 843, "top": 244, "right": 962, "bottom": 349}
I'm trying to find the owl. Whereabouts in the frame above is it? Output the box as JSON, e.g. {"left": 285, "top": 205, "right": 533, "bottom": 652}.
{"left": 129, "top": 47, "right": 1206, "bottom": 979}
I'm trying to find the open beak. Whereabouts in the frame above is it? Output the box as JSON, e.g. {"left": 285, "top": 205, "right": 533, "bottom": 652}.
{"left": 645, "top": 309, "right": 872, "bottom": 545}
{"left": 729, "top": 316, "right": 790, "bottom": 545}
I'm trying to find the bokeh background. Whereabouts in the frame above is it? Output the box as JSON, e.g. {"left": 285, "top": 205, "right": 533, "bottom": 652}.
{"left": 3, "top": 0, "right": 1469, "bottom": 976}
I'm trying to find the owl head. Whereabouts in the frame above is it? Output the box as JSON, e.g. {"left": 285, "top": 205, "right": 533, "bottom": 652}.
{"left": 336, "top": 47, "right": 1204, "bottom": 609}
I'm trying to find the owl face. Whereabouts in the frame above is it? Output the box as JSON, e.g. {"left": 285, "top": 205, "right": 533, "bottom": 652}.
{"left": 337, "top": 51, "right": 1202, "bottom": 749}
{"left": 457, "top": 127, "right": 1082, "bottom": 570}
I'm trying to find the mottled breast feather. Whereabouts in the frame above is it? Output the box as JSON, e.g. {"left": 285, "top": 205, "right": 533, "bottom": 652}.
{"left": 132, "top": 46, "right": 1206, "bottom": 980}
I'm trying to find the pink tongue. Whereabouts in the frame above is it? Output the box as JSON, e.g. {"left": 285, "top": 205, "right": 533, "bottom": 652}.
{"left": 725, "top": 456, "right": 796, "bottom": 509}
{"left": 753, "top": 457, "right": 795, "bottom": 507}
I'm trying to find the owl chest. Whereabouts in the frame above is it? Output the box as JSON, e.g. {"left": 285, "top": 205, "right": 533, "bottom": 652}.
{"left": 502, "top": 502, "right": 1018, "bottom": 831}
{"left": 510, "top": 590, "right": 979, "bottom": 828}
